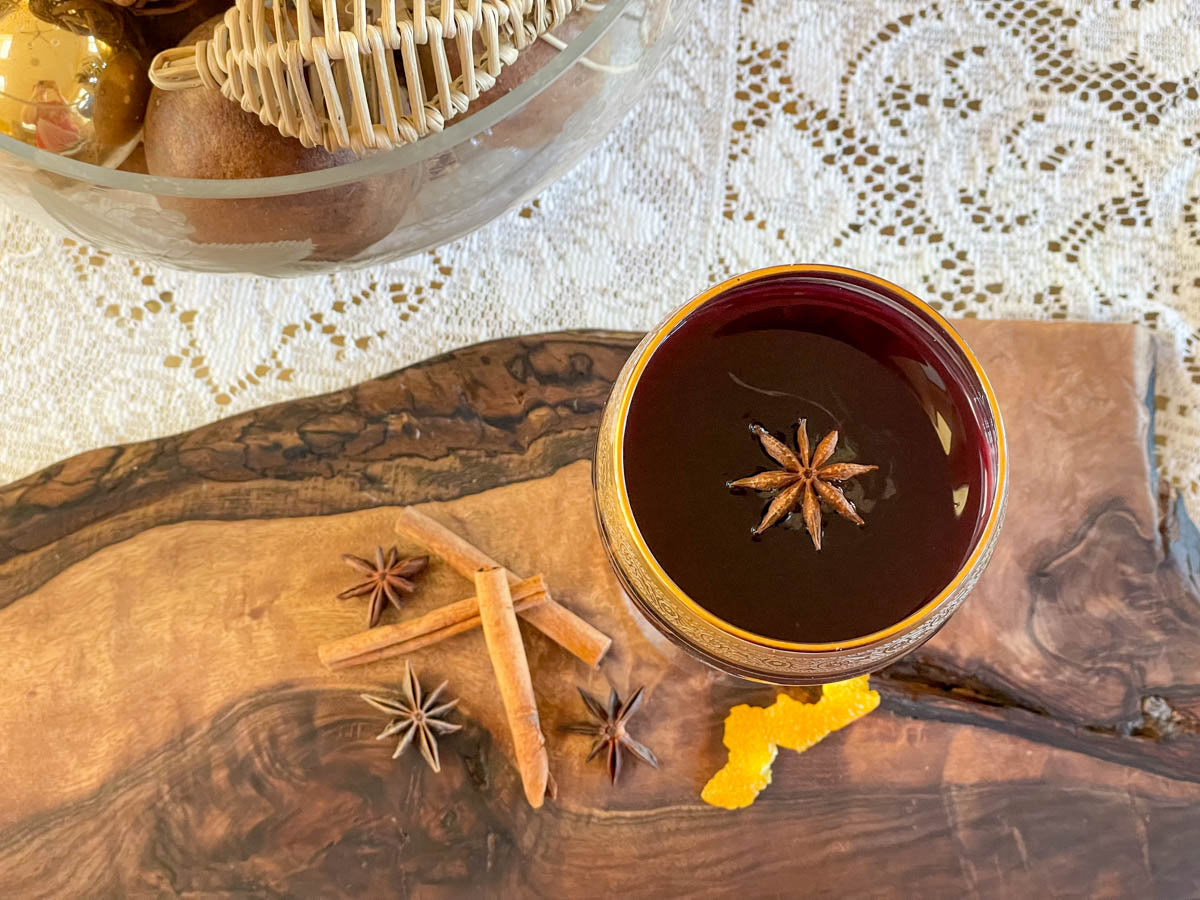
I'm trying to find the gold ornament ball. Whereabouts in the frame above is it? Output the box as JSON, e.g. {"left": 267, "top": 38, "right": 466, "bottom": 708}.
{"left": 0, "top": 0, "right": 150, "bottom": 167}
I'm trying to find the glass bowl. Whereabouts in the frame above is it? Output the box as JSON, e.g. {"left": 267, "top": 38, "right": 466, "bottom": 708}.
{"left": 0, "top": 0, "right": 690, "bottom": 276}
{"left": 593, "top": 265, "right": 1009, "bottom": 684}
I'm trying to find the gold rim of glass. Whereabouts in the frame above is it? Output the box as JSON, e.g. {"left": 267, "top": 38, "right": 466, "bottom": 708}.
{"left": 611, "top": 263, "right": 1009, "bottom": 652}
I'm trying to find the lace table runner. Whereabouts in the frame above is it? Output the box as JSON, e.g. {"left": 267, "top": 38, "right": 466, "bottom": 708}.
{"left": 2, "top": 0, "right": 1198, "bottom": 500}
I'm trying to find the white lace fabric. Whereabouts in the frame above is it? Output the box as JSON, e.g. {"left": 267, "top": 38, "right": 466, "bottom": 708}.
{"left": 2, "top": 0, "right": 1198, "bottom": 500}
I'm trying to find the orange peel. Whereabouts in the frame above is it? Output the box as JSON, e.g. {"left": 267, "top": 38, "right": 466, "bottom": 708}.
{"left": 700, "top": 675, "right": 880, "bottom": 809}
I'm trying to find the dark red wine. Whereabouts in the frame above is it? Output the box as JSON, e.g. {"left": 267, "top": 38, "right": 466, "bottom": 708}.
{"left": 622, "top": 276, "right": 988, "bottom": 644}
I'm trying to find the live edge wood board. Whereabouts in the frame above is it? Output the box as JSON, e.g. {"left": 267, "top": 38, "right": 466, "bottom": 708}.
{"left": 1, "top": 323, "right": 1198, "bottom": 898}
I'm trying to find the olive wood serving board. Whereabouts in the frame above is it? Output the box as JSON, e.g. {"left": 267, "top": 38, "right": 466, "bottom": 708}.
{"left": 1, "top": 323, "right": 1198, "bottom": 898}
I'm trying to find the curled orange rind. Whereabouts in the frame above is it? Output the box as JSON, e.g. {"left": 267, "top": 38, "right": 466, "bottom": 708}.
{"left": 700, "top": 675, "right": 880, "bottom": 810}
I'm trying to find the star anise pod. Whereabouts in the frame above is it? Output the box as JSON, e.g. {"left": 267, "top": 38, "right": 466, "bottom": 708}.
{"left": 337, "top": 546, "right": 428, "bottom": 627}
{"left": 564, "top": 686, "right": 659, "bottom": 785}
{"left": 729, "top": 418, "right": 878, "bottom": 550}
{"left": 361, "top": 662, "right": 462, "bottom": 772}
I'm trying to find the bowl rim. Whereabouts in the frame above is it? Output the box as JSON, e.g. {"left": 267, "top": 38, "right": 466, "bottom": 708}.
{"left": 610, "top": 263, "right": 1010, "bottom": 652}
{"left": 0, "top": 0, "right": 631, "bottom": 199}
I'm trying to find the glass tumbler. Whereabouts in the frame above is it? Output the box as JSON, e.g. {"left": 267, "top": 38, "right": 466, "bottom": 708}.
{"left": 593, "top": 264, "right": 1008, "bottom": 684}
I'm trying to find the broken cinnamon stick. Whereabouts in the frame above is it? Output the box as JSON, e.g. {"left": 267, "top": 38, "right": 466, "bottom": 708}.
{"left": 475, "top": 566, "right": 551, "bottom": 808}
{"left": 318, "top": 576, "right": 549, "bottom": 670}
{"left": 394, "top": 507, "right": 612, "bottom": 667}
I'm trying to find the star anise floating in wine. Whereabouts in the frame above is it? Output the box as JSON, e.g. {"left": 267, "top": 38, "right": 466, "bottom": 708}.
{"left": 729, "top": 418, "right": 878, "bottom": 550}
{"left": 361, "top": 663, "right": 462, "bottom": 772}
{"left": 337, "top": 546, "right": 428, "bottom": 628}
{"left": 564, "top": 686, "right": 659, "bottom": 785}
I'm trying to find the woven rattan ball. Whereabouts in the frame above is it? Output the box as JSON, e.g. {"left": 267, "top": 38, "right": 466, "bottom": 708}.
{"left": 149, "top": 0, "right": 588, "bottom": 153}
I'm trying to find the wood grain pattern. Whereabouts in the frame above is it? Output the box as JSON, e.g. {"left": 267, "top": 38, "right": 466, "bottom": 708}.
{"left": 1, "top": 325, "right": 1197, "bottom": 898}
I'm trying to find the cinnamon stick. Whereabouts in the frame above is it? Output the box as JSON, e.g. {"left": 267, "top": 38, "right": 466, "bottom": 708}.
{"left": 318, "top": 576, "right": 549, "bottom": 670}
{"left": 475, "top": 566, "right": 551, "bottom": 808}
{"left": 394, "top": 507, "right": 612, "bottom": 667}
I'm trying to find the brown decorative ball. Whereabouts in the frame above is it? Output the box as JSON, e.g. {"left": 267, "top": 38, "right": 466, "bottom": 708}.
{"left": 144, "top": 17, "right": 408, "bottom": 262}
{"left": 116, "top": 140, "right": 148, "bottom": 174}
{"left": 0, "top": 0, "right": 149, "bottom": 167}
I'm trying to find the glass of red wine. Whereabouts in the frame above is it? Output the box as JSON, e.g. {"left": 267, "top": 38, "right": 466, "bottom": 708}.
{"left": 593, "top": 265, "right": 1008, "bottom": 683}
